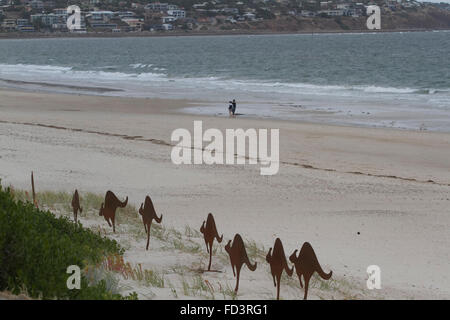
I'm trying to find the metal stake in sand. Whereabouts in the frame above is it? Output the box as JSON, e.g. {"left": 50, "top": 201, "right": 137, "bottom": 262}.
{"left": 31, "top": 171, "right": 37, "bottom": 208}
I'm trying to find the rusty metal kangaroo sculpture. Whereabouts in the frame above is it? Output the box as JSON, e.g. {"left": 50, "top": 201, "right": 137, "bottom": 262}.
{"left": 266, "top": 238, "right": 294, "bottom": 300}
{"left": 200, "top": 213, "right": 223, "bottom": 271}
{"left": 225, "top": 233, "right": 257, "bottom": 293}
{"left": 99, "top": 190, "right": 128, "bottom": 233}
{"left": 289, "top": 242, "right": 332, "bottom": 300}
{"left": 139, "top": 195, "right": 163, "bottom": 250}
{"left": 71, "top": 189, "right": 82, "bottom": 223}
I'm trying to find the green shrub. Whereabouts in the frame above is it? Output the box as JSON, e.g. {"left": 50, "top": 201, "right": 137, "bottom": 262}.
{"left": 0, "top": 185, "right": 136, "bottom": 300}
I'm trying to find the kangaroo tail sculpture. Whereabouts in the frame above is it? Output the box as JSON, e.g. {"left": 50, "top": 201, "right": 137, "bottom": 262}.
{"left": 154, "top": 212, "right": 163, "bottom": 223}
{"left": 118, "top": 196, "right": 128, "bottom": 208}
{"left": 244, "top": 252, "right": 257, "bottom": 271}
{"left": 306, "top": 242, "right": 332, "bottom": 280}
{"left": 208, "top": 213, "right": 223, "bottom": 243}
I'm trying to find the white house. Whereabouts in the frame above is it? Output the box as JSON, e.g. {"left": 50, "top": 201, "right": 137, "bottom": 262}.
{"left": 167, "top": 9, "right": 186, "bottom": 18}
{"left": 29, "top": 0, "right": 44, "bottom": 10}
{"left": 243, "top": 12, "right": 256, "bottom": 20}
{"left": 162, "top": 16, "right": 176, "bottom": 23}
{"left": 162, "top": 23, "right": 173, "bottom": 30}
{"left": 318, "top": 9, "right": 344, "bottom": 16}
{"left": 146, "top": 3, "right": 172, "bottom": 11}
{"left": 300, "top": 10, "right": 317, "bottom": 17}
{"left": 88, "top": 11, "right": 114, "bottom": 21}
{"left": 336, "top": 4, "right": 351, "bottom": 10}
{"left": 193, "top": 2, "right": 208, "bottom": 9}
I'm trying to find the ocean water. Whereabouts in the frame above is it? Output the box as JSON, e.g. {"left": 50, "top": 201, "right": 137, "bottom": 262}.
{"left": 0, "top": 32, "right": 449, "bottom": 130}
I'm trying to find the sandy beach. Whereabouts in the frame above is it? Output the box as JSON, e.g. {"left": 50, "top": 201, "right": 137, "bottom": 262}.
{"left": 1, "top": 88, "right": 449, "bottom": 299}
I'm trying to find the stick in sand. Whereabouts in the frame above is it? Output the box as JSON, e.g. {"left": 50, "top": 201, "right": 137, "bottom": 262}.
{"left": 31, "top": 171, "right": 38, "bottom": 208}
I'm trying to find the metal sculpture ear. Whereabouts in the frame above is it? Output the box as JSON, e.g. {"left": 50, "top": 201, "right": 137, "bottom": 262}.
{"left": 100, "top": 190, "right": 128, "bottom": 233}
{"left": 290, "top": 242, "right": 332, "bottom": 300}
{"left": 71, "top": 189, "right": 82, "bottom": 223}
{"left": 199, "top": 213, "right": 223, "bottom": 271}
{"left": 225, "top": 234, "right": 257, "bottom": 293}
{"left": 139, "top": 195, "right": 163, "bottom": 250}
{"left": 266, "top": 238, "right": 293, "bottom": 300}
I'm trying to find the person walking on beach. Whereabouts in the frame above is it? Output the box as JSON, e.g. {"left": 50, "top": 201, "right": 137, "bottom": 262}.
{"left": 228, "top": 99, "right": 237, "bottom": 116}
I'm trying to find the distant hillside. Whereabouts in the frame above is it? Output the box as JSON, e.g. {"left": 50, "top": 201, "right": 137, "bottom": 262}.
{"left": 380, "top": 7, "right": 450, "bottom": 30}
{"left": 203, "top": 7, "right": 450, "bottom": 33}
{"left": 1, "top": 0, "right": 449, "bottom": 37}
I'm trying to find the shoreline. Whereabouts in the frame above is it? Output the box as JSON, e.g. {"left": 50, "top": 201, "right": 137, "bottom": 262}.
{"left": 2, "top": 83, "right": 449, "bottom": 134}
{"left": 1, "top": 27, "right": 449, "bottom": 40}
{"left": 1, "top": 84, "right": 450, "bottom": 135}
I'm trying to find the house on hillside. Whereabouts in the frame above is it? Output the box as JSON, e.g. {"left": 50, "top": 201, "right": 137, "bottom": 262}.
{"left": 121, "top": 17, "right": 144, "bottom": 30}
{"left": 167, "top": 9, "right": 185, "bottom": 18}
{"left": 162, "top": 16, "right": 176, "bottom": 23}
{"left": 243, "top": 12, "right": 256, "bottom": 20}
{"left": 1, "top": 19, "right": 16, "bottom": 30}
{"left": 318, "top": 9, "right": 344, "bottom": 16}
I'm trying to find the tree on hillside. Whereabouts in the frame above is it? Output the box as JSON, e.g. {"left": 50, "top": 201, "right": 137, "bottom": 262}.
{"left": 32, "top": 17, "right": 45, "bottom": 31}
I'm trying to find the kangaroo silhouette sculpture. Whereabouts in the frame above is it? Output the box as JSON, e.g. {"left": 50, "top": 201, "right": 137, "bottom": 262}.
{"left": 71, "top": 189, "right": 83, "bottom": 223}
{"left": 200, "top": 213, "right": 223, "bottom": 271}
{"left": 139, "top": 195, "right": 163, "bottom": 250}
{"left": 266, "top": 238, "right": 294, "bottom": 300}
{"left": 289, "top": 242, "right": 332, "bottom": 300}
{"left": 225, "top": 233, "right": 257, "bottom": 292}
{"left": 99, "top": 190, "right": 128, "bottom": 233}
